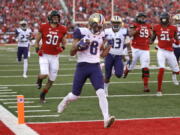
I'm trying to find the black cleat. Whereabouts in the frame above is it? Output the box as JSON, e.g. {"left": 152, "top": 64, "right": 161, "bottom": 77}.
{"left": 144, "top": 88, "right": 150, "bottom": 92}
{"left": 40, "top": 92, "right": 46, "bottom": 104}
{"left": 36, "top": 78, "right": 43, "bottom": 89}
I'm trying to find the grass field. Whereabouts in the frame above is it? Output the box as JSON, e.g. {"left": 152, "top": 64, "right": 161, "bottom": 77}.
{"left": 0, "top": 44, "right": 180, "bottom": 124}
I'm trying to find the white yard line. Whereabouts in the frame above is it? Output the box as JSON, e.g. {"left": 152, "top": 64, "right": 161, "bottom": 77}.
{"left": 15, "top": 110, "right": 51, "bottom": 113}
{"left": 25, "top": 115, "right": 59, "bottom": 118}
{"left": 0, "top": 80, "right": 177, "bottom": 87}
{"left": 0, "top": 87, "right": 8, "bottom": 89}
{"left": 0, "top": 89, "right": 12, "bottom": 91}
{"left": 8, "top": 106, "right": 42, "bottom": 108}
{"left": 1, "top": 93, "right": 180, "bottom": 102}
{"left": 0, "top": 92, "right": 17, "bottom": 94}
{"left": 0, "top": 95, "right": 18, "bottom": 97}
{"left": 0, "top": 105, "right": 39, "bottom": 135}
{"left": 3, "top": 101, "right": 34, "bottom": 104}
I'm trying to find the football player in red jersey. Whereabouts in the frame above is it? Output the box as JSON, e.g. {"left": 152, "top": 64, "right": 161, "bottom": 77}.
{"left": 34, "top": 10, "right": 67, "bottom": 103}
{"left": 123, "top": 12, "right": 152, "bottom": 92}
{"left": 151, "top": 12, "right": 180, "bottom": 96}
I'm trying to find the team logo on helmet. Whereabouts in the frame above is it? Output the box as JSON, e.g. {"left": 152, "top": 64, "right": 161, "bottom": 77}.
{"left": 111, "top": 16, "right": 123, "bottom": 32}
{"left": 135, "top": 12, "right": 147, "bottom": 24}
{"left": 88, "top": 13, "right": 105, "bottom": 34}
{"left": 160, "top": 12, "right": 170, "bottom": 25}
{"left": 173, "top": 14, "right": 180, "bottom": 21}
{"left": 48, "top": 10, "right": 61, "bottom": 24}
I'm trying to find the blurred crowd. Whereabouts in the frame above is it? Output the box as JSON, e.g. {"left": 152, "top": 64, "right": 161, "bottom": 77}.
{"left": 0, "top": 0, "right": 179, "bottom": 43}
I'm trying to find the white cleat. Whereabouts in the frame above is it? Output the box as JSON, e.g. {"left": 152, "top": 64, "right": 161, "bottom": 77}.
{"left": 104, "top": 116, "right": 115, "bottom": 128}
{"left": 172, "top": 74, "right": 179, "bottom": 85}
{"left": 57, "top": 99, "right": 68, "bottom": 113}
{"left": 156, "top": 92, "right": 163, "bottom": 96}
{"left": 23, "top": 74, "right": 28, "bottom": 78}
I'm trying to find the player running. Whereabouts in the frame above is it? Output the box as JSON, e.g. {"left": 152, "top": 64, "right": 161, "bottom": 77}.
{"left": 15, "top": 20, "right": 32, "bottom": 78}
{"left": 104, "top": 16, "right": 132, "bottom": 96}
{"left": 151, "top": 12, "right": 180, "bottom": 96}
{"left": 57, "top": 13, "right": 115, "bottom": 128}
{"left": 123, "top": 12, "right": 152, "bottom": 92}
{"left": 34, "top": 10, "right": 67, "bottom": 103}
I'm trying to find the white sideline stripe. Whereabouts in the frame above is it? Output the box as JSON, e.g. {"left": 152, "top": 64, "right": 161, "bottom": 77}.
{"left": 0, "top": 95, "right": 18, "bottom": 97}
{"left": 0, "top": 71, "right": 174, "bottom": 78}
{"left": 4, "top": 101, "right": 34, "bottom": 104}
{"left": 27, "top": 116, "right": 180, "bottom": 124}
{"left": 16, "top": 110, "right": 51, "bottom": 113}
{"left": 0, "top": 89, "right": 12, "bottom": 91}
{"left": 0, "top": 92, "right": 17, "bottom": 94}
{"left": 25, "top": 115, "right": 59, "bottom": 118}
{"left": 9, "top": 106, "right": 42, "bottom": 108}
{"left": 0, "top": 80, "right": 177, "bottom": 87}
{"left": 0, "top": 105, "right": 39, "bottom": 135}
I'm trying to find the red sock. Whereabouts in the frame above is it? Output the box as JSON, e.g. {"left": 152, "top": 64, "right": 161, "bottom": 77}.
{"left": 43, "top": 89, "right": 48, "bottom": 93}
{"left": 157, "top": 68, "right": 164, "bottom": 92}
{"left": 143, "top": 77, "right": 149, "bottom": 89}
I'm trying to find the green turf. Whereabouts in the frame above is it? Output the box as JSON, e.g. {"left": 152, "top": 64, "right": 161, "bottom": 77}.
{"left": 0, "top": 44, "right": 179, "bottom": 123}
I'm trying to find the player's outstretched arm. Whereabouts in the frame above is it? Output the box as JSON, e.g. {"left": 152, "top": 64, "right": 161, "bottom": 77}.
{"left": 70, "top": 38, "right": 79, "bottom": 56}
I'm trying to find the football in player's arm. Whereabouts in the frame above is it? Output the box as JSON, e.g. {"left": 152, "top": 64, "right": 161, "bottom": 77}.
{"left": 57, "top": 13, "right": 115, "bottom": 128}
{"left": 34, "top": 10, "right": 67, "bottom": 103}
{"left": 151, "top": 12, "right": 180, "bottom": 96}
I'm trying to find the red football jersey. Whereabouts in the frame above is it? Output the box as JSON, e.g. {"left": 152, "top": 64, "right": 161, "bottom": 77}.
{"left": 39, "top": 23, "right": 67, "bottom": 55}
{"left": 131, "top": 23, "right": 152, "bottom": 50}
{"left": 153, "top": 24, "right": 177, "bottom": 51}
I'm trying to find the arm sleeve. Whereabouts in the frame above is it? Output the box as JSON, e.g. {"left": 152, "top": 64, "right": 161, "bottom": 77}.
{"left": 73, "top": 28, "right": 84, "bottom": 39}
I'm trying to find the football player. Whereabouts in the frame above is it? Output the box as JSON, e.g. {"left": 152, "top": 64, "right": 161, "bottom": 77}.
{"left": 104, "top": 16, "right": 132, "bottom": 96}
{"left": 151, "top": 12, "right": 180, "bottom": 96}
{"left": 123, "top": 12, "right": 152, "bottom": 92}
{"left": 57, "top": 13, "right": 115, "bottom": 128}
{"left": 172, "top": 14, "right": 180, "bottom": 85}
{"left": 15, "top": 20, "right": 32, "bottom": 78}
{"left": 34, "top": 10, "right": 67, "bottom": 103}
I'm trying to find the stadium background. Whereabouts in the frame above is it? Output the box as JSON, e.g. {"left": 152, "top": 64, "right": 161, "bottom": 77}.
{"left": 0, "top": 0, "right": 180, "bottom": 135}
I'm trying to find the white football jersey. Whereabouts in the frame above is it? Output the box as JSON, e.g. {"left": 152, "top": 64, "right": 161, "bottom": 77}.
{"left": 104, "top": 28, "right": 128, "bottom": 55}
{"left": 74, "top": 27, "right": 105, "bottom": 63}
{"left": 16, "top": 28, "right": 32, "bottom": 47}
{"left": 173, "top": 25, "right": 180, "bottom": 48}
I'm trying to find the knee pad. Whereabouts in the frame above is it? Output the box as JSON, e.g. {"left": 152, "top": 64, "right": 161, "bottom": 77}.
{"left": 142, "top": 68, "right": 149, "bottom": 78}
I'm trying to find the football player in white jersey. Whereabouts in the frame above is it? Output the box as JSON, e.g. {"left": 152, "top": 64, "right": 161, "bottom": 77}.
{"left": 172, "top": 14, "right": 180, "bottom": 85}
{"left": 15, "top": 20, "right": 32, "bottom": 78}
{"left": 57, "top": 13, "right": 115, "bottom": 128}
{"left": 104, "top": 16, "right": 132, "bottom": 96}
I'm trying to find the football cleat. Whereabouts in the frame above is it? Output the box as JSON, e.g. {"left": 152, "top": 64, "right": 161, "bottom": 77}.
{"left": 156, "top": 92, "right": 163, "bottom": 96}
{"left": 57, "top": 97, "right": 69, "bottom": 113}
{"left": 23, "top": 74, "right": 28, "bottom": 78}
{"left": 40, "top": 92, "right": 46, "bottom": 104}
{"left": 144, "top": 88, "right": 150, "bottom": 92}
{"left": 172, "top": 74, "right": 179, "bottom": 85}
{"left": 123, "top": 67, "right": 129, "bottom": 78}
{"left": 36, "top": 78, "right": 43, "bottom": 89}
{"left": 104, "top": 116, "right": 115, "bottom": 128}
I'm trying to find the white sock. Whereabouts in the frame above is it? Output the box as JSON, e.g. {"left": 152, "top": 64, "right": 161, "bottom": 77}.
{"left": 28, "top": 51, "right": 31, "bottom": 58}
{"left": 96, "top": 89, "right": 109, "bottom": 121}
{"left": 23, "top": 59, "right": 28, "bottom": 75}
{"left": 104, "top": 83, "right": 109, "bottom": 96}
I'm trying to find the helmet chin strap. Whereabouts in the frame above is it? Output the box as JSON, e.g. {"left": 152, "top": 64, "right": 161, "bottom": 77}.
{"left": 112, "top": 26, "right": 120, "bottom": 32}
